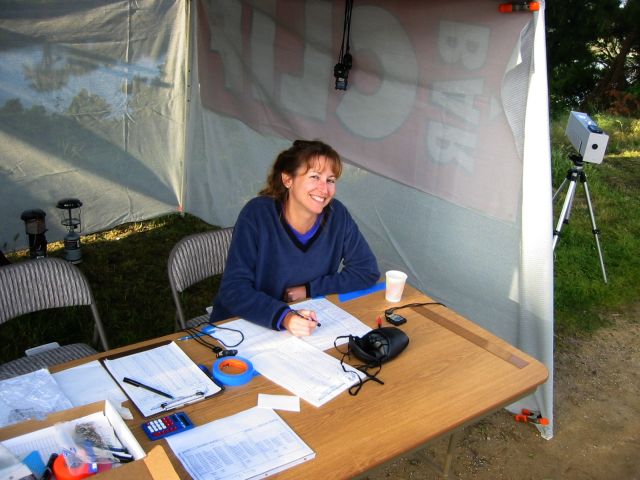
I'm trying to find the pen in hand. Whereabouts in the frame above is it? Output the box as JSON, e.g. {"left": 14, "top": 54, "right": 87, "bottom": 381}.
{"left": 123, "top": 377, "right": 174, "bottom": 399}
{"left": 292, "top": 310, "right": 321, "bottom": 327}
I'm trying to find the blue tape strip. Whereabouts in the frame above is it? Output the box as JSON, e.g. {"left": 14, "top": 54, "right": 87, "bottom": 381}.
{"left": 23, "top": 451, "right": 45, "bottom": 477}
{"left": 338, "top": 282, "right": 385, "bottom": 302}
{"left": 212, "top": 356, "right": 256, "bottom": 386}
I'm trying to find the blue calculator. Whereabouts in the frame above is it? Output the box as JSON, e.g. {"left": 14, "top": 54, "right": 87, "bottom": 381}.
{"left": 142, "top": 411, "right": 194, "bottom": 440}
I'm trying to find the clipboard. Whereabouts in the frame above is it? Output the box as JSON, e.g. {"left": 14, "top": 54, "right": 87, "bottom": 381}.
{"left": 101, "top": 341, "right": 222, "bottom": 417}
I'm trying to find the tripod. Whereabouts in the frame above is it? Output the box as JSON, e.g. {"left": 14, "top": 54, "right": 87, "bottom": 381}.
{"left": 552, "top": 154, "right": 607, "bottom": 283}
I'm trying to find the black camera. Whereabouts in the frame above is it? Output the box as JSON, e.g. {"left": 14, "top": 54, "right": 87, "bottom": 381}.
{"left": 334, "top": 53, "right": 352, "bottom": 91}
{"left": 334, "top": 63, "right": 349, "bottom": 90}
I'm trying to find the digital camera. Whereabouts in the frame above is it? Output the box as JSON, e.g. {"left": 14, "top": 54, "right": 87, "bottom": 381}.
{"left": 565, "top": 111, "right": 609, "bottom": 164}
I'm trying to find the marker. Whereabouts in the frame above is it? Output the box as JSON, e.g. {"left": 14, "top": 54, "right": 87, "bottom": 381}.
{"left": 40, "top": 453, "right": 58, "bottom": 480}
{"left": 292, "top": 310, "right": 321, "bottom": 327}
{"left": 123, "top": 377, "right": 173, "bottom": 399}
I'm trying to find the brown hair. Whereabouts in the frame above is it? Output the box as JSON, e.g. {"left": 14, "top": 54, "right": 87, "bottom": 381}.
{"left": 259, "top": 140, "right": 343, "bottom": 203}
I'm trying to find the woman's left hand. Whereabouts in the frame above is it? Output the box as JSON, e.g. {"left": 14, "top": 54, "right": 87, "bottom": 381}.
{"left": 283, "top": 285, "right": 307, "bottom": 302}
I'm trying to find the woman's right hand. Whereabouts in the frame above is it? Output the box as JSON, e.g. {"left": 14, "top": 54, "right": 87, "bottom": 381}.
{"left": 282, "top": 309, "right": 319, "bottom": 336}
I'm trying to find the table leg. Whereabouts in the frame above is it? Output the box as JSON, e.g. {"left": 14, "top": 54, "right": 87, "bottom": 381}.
{"left": 423, "top": 430, "right": 459, "bottom": 478}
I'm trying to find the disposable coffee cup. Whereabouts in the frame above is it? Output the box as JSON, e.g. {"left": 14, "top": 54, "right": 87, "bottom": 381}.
{"left": 385, "top": 270, "right": 407, "bottom": 302}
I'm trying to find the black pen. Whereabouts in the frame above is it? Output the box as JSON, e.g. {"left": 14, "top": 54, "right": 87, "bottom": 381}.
{"left": 40, "top": 453, "right": 58, "bottom": 480}
{"left": 123, "top": 377, "right": 174, "bottom": 399}
{"left": 293, "top": 310, "right": 321, "bottom": 327}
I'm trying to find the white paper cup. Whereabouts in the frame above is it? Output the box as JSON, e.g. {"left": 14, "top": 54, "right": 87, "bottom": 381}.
{"left": 385, "top": 270, "right": 408, "bottom": 302}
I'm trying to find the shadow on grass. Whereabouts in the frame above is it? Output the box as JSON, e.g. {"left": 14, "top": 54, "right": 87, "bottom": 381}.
{"left": 0, "top": 213, "right": 220, "bottom": 363}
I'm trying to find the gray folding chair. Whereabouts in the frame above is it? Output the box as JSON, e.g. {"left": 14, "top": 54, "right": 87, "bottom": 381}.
{"left": 168, "top": 228, "right": 233, "bottom": 330}
{"left": 0, "top": 257, "right": 109, "bottom": 380}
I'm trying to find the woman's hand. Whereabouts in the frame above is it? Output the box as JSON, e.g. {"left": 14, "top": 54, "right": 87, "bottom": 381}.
{"left": 282, "top": 309, "right": 319, "bottom": 336}
{"left": 283, "top": 285, "right": 307, "bottom": 303}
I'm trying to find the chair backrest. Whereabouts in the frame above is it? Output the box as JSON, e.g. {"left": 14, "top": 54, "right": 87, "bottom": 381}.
{"left": 0, "top": 257, "right": 109, "bottom": 350}
{"left": 167, "top": 227, "right": 233, "bottom": 329}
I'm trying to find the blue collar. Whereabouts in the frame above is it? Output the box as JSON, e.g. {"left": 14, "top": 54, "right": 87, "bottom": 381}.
{"left": 289, "top": 213, "right": 323, "bottom": 245}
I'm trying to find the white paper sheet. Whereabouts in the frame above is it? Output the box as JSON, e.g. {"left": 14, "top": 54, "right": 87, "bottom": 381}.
{"left": 166, "top": 407, "right": 315, "bottom": 480}
{"left": 291, "top": 297, "right": 372, "bottom": 350}
{"left": 204, "top": 300, "right": 367, "bottom": 407}
{"left": 257, "top": 394, "right": 300, "bottom": 412}
{"left": 53, "top": 361, "right": 128, "bottom": 409}
{"left": 249, "top": 337, "right": 362, "bottom": 407}
{"left": 211, "top": 297, "right": 371, "bottom": 356}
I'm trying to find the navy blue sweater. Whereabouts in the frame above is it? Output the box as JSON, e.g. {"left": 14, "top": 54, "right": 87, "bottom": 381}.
{"left": 211, "top": 196, "right": 379, "bottom": 329}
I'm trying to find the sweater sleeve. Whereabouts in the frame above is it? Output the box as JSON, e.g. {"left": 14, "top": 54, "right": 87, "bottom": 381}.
{"left": 308, "top": 205, "right": 380, "bottom": 297}
{"left": 215, "top": 205, "right": 289, "bottom": 330}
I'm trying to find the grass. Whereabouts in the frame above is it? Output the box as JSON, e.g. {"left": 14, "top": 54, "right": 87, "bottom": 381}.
{"left": 551, "top": 113, "right": 640, "bottom": 334}
{"left": 1, "top": 112, "right": 639, "bottom": 362}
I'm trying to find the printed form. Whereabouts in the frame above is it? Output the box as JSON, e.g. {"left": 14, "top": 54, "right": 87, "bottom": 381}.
{"left": 102, "top": 342, "right": 221, "bottom": 417}
{"left": 292, "top": 297, "right": 372, "bottom": 351}
{"left": 210, "top": 299, "right": 366, "bottom": 406}
{"left": 213, "top": 297, "right": 371, "bottom": 355}
{"left": 166, "top": 406, "right": 315, "bottom": 480}
{"left": 249, "top": 336, "right": 363, "bottom": 407}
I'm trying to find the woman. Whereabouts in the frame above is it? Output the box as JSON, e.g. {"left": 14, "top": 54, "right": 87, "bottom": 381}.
{"left": 210, "top": 140, "right": 379, "bottom": 336}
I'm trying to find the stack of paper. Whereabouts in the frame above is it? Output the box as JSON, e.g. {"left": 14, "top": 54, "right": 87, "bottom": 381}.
{"left": 211, "top": 298, "right": 368, "bottom": 407}
{"left": 166, "top": 406, "right": 315, "bottom": 480}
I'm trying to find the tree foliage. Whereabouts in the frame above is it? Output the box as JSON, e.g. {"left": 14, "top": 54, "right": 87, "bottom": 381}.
{"left": 546, "top": 0, "right": 640, "bottom": 115}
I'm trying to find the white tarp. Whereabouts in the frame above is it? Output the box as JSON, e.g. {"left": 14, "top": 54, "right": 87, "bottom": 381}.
{"left": 0, "top": 0, "right": 553, "bottom": 437}
{"left": 0, "top": 0, "right": 188, "bottom": 244}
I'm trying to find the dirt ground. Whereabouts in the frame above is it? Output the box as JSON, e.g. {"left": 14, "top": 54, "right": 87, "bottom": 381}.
{"left": 364, "top": 305, "right": 640, "bottom": 480}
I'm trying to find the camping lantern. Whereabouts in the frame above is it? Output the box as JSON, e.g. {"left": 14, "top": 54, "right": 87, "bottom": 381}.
{"left": 20, "top": 209, "right": 48, "bottom": 259}
{"left": 56, "top": 198, "right": 83, "bottom": 264}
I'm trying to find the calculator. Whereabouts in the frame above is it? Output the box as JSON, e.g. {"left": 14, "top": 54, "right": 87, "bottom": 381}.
{"left": 142, "top": 411, "right": 194, "bottom": 440}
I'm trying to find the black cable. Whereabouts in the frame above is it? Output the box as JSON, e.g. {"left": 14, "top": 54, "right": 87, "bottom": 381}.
{"left": 181, "top": 322, "right": 245, "bottom": 356}
{"left": 339, "top": 0, "right": 353, "bottom": 66}
{"left": 383, "top": 301, "right": 445, "bottom": 325}
{"left": 384, "top": 301, "right": 445, "bottom": 316}
{"left": 334, "top": 0, "right": 354, "bottom": 90}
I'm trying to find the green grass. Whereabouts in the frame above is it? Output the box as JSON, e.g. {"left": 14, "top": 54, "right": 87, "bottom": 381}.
{"left": 551, "top": 112, "right": 640, "bottom": 334}
{"left": 1, "top": 112, "right": 639, "bottom": 362}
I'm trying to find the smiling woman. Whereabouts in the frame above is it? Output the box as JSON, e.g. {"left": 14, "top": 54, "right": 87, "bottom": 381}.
{"left": 210, "top": 140, "right": 379, "bottom": 337}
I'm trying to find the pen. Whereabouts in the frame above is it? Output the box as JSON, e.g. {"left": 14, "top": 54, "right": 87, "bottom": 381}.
{"left": 123, "top": 377, "right": 174, "bottom": 399}
{"left": 292, "top": 310, "right": 321, "bottom": 327}
{"left": 40, "top": 453, "right": 58, "bottom": 480}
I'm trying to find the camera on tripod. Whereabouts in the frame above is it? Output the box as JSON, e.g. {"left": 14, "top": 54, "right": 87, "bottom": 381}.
{"left": 553, "top": 111, "right": 609, "bottom": 283}
{"left": 565, "top": 111, "right": 609, "bottom": 164}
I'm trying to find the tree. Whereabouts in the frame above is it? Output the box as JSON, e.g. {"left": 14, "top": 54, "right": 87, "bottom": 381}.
{"left": 546, "top": 0, "right": 640, "bottom": 114}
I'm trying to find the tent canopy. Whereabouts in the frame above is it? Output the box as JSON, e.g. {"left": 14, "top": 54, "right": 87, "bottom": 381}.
{"left": 0, "top": 0, "right": 553, "bottom": 437}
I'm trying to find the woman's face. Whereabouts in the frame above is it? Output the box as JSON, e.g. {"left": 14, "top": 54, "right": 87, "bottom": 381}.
{"left": 282, "top": 156, "right": 337, "bottom": 217}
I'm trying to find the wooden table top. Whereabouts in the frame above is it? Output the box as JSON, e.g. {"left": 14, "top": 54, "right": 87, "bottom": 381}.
{"left": 57, "top": 285, "right": 548, "bottom": 479}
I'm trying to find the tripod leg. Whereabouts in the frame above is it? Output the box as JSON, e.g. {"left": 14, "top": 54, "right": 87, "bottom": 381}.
{"left": 582, "top": 180, "right": 608, "bottom": 283}
{"left": 552, "top": 178, "right": 569, "bottom": 203}
{"left": 553, "top": 178, "right": 578, "bottom": 250}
